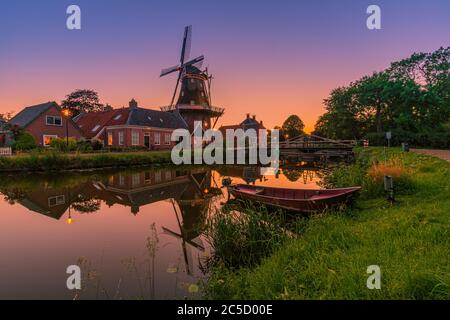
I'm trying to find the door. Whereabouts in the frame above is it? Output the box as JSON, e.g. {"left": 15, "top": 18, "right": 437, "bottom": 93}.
{"left": 144, "top": 134, "right": 150, "bottom": 149}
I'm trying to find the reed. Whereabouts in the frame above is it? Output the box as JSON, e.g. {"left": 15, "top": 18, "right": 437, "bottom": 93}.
{"left": 205, "top": 148, "right": 450, "bottom": 300}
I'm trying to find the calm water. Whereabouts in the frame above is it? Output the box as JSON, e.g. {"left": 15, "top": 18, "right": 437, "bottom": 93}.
{"left": 0, "top": 164, "right": 326, "bottom": 299}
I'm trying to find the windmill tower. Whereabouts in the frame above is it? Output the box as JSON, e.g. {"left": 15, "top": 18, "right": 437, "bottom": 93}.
{"left": 160, "top": 26, "right": 224, "bottom": 133}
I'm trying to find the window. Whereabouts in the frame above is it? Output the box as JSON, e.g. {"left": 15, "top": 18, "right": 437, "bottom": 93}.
{"left": 113, "top": 114, "right": 122, "bottom": 120}
{"left": 48, "top": 195, "right": 65, "bottom": 207}
{"left": 92, "top": 125, "right": 101, "bottom": 132}
{"left": 144, "top": 172, "right": 151, "bottom": 184}
{"left": 164, "top": 133, "right": 171, "bottom": 145}
{"left": 46, "top": 116, "right": 62, "bottom": 126}
{"left": 155, "top": 171, "right": 162, "bottom": 183}
{"left": 107, "top": 132, "right": 113, "bottom": 146}
{"left": 132, "top": 173, "right": 140, "bottom": 187}
{"left": 119, "top": 174, "right": 125, "bottom": 186}
{"left": 154, "top": 132, "right": 160, "bottom": 145}
{"left": 43, "top": 135, "right": 57, "bottom": 147}
{"left": 118, "top": 131, "right": 124, "bottom": 146}
{"left": 132, "top": 131, "right": 139, "bottom": 146}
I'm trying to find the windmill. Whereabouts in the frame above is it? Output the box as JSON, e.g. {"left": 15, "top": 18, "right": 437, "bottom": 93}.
{"left": 160, "top": 26, "right": 224, "bottom": 133}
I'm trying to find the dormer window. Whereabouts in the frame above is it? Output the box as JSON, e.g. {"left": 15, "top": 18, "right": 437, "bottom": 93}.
{"left": 92, "top": 125, "right": 101, "bottom": 132}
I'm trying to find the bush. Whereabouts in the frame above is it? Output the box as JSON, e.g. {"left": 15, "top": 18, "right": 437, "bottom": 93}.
{"left": 13, "top": 132, "right": 37, "bottom": 151}
{"left": 49, "top": 137, "right": 77, "bottom": 152}
{"left": 91, "top": 139, "right": 103, "bottom": 151}
{"left": 76, "top": 141, "right": 93, "bottom": 152}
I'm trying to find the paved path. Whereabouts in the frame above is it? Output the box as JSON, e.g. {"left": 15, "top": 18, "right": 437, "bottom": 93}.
{"left": 411, "top": 149, "right": 450, "bottom": 162}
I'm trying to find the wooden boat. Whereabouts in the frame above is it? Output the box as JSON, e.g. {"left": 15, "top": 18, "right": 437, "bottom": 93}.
{"left": 228, "top": 184, "right": 361, "bottom": 213}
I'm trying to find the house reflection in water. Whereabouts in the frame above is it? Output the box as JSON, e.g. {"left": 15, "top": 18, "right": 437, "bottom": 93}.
{"left": 0, "top": 167, "right": 222, "bottom": 277}
{"left": 0, "top": 167, "right": 218, "bottom": 220}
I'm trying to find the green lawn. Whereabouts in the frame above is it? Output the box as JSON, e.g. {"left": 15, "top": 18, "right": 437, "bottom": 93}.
{"left": 205, "top": 148, "right": 450, "bottom": 299}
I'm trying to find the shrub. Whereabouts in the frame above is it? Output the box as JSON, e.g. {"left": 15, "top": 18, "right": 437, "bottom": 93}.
{"left": 49, "top": 137, "right": 77, "bottom": 152}
{"left": 91, "top": 139, "right": 103, "bottom": 151}
{"left": 13, "top": 132, "right": 37, "bottom": 151}
{"left": 76, "top": 141, "right": 93, "bottom": 153}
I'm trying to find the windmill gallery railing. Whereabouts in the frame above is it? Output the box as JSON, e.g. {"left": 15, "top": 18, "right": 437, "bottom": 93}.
{"left": 160, "top": 104, "right": 225, "bottom": 114}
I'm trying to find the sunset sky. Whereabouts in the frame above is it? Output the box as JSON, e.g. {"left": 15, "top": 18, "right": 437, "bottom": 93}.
{"left": 1, "top": 0, "right": 449, "bottom": 132}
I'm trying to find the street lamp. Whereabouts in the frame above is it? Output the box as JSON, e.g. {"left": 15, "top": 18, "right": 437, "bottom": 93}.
{"left": 62, "top": 109, "right": 72, "bottom": 147}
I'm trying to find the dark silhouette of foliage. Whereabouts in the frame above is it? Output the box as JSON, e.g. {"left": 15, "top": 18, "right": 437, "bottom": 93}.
{"left": 314, "top": 47, "right": 450, "bottom": 147}
{"left": 281, "top": 115, "right": 305, "bottom": 139}
{"left": 61, "top": 89, "right": 108, "bottom": 116}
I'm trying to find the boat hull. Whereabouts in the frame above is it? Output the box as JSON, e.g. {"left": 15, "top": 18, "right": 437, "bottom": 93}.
{"left": 228, "top": 184, "right": 361, "bottom": 213}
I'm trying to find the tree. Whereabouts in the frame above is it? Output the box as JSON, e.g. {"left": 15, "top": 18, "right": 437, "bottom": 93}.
{"left": 281, "top": 115, "right": 305, "bottom": 139}
{"left": 0, "top": 112, "right": 14, "bottom": 122}
{"left": 314, "top": 46, "right": 450, "bottom": 147}
{"left": 61, "top": 89, "right": 106, "bottom": 116}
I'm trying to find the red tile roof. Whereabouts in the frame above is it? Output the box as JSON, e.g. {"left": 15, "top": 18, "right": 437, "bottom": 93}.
{"left": 75, "top": 109, "right": 130, "bottom": 139}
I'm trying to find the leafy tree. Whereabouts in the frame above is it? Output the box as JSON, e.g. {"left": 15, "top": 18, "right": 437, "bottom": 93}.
{"left": 281, "top": 115, "right": 305, "bottom": 139}
{"left": 61, "top": 89, "right": 106, "bottom": 116}
{"left": 0, "top": 112, "right": 14, "bottom": 122}
{"left": 314, "top": 46, "right": 450, "bottom": 147}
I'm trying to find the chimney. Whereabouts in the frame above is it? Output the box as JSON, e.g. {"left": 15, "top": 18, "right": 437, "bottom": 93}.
{"left": 252, "top": 115, "right": 256, "bottom": 120}
{"left": 260, "top": 120, "right": 263, "bottom": 126}
{"left": 129, "top": 99, "right": 138, "bottom": 110}
{"left": 246, "top": 113, "right": 250, "bottom": 119}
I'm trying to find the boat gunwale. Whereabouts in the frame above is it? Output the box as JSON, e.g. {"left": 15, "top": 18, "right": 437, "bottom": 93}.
{"left": 230, "top": 184, "right": 361, "bottom": 202}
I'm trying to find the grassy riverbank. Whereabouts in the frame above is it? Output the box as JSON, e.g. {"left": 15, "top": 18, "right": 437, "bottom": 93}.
{"left": 205, "top": 147, "right": 450, "bottom": 299}
{"left": 0, "top": 151, "right": 172, "bottom": 172}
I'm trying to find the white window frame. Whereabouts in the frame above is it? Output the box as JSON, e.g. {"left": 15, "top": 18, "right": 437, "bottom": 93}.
{"left": 46, "top": 115, "right": 62, "bottom": 126}
{"left": 132, "top": 131, "right": 139, "bottom": 146}
{"left": 164, "top": 133, "right": 171, "bottom": 145}
{"left": 154, "top": 132, "right": 160, "bottom": 145}
{"left": 43, "top": 134, "right": 58, "bottom": 147}
{"left": 48, "top": 195, "right": 65, "bottom": 207}
{"left": 118, "top": 131, "right": 124, "bottom": 146}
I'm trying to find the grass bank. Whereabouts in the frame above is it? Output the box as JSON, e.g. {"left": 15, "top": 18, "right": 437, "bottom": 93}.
{"left": 0, "top": 151, "right": 172, "bottom": 172}
{"left": 205, "top": 147, "right": 450, "bottom": 299}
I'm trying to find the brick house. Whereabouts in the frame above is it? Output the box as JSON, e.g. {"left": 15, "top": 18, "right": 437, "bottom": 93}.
{"left": 8, "top": 101, "right": 83, "bottom": 147}
{"left": 75, "top": 99, "right": 188, "bottom": 150}
{"left": 0, "top": 119, "right": 7, "bottom": 147}
{"left": 219, "top": 114, "right": 266, "bottom": 145}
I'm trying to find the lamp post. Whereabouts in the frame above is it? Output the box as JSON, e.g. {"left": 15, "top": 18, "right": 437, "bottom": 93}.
{"left": 62, "top": 109, "right": 72, "bottom": 147}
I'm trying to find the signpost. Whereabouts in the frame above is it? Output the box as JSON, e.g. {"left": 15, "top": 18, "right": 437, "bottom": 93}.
{"left": 386, "top": 131, "right": 392, "bottom": 148}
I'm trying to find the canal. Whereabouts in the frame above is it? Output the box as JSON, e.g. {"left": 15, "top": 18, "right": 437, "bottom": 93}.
{"left": 0, "top": 164, "right": 327, "bottom": 299}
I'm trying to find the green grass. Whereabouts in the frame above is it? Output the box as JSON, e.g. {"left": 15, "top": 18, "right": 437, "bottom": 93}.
{"left": 204, "top": 148, "right": 450, "bottom": 300}
{"left": 0, "top": 151, "right": 172, "bottom": 172}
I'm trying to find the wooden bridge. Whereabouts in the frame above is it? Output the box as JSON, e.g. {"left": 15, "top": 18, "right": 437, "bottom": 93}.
{"left": 279, "top": 134, "right": 356, "bottom": 162}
